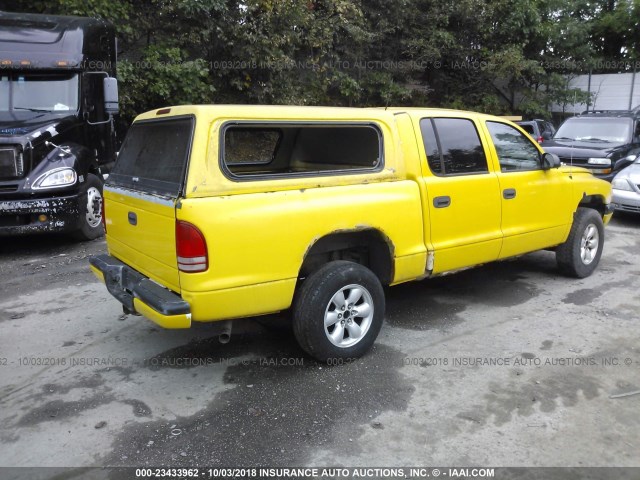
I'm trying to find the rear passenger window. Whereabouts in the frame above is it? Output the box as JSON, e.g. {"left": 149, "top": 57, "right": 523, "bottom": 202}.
{"left": 221, "top": 124, "right": 382, "bottom": 178}
{"left": 420, "top": 118, "right": 488, "bottom": 175}
{"left": 520, "top": 124, "right": 535, "bottom": 135}
{"left": 420, "top": 119, "right": 442, "bottom": 174}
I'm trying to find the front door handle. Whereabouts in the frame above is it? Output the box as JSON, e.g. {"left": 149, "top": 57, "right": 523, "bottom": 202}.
{"left": 503, "top": 188, "right": 517, "bottom": 200}
{"left": 433, "top": 196, "right": 451, "bottom": 208}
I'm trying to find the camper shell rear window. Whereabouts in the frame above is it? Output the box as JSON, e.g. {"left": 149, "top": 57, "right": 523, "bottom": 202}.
{"left": 220, "top": 122, "right": 383, "bottom": 180}
{"left": 108, "top": 116, "right": 195, "bottom": 197}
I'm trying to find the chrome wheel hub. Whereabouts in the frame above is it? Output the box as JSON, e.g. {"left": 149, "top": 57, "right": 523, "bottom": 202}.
{"left": 580, "top": 223, "right": 599, "bottom": 265}
{"left": 85, "top": 187, "right": 103, "bottom": 228}
{"left": 324, "top": 284, "right": 374, "bottom": 348}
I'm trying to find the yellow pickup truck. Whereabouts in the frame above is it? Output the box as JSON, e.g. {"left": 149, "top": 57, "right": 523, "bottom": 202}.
{"left": 90, "top": 105, "right": 613, "bottom": 361}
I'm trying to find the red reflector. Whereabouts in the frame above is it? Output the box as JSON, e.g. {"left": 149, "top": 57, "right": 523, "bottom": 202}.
{"left": 176, "top": 220, "right": 208, "bottom": 273}
{"left": 157, "top": 108, "right": 171, "bottom": 115}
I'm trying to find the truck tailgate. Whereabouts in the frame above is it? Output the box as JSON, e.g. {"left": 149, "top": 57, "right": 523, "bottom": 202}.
{"left": 105, "top": 186, "right": 180, "bottom": 293}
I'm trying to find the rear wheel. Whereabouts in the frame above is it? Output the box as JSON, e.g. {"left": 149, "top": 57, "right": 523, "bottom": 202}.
{"left": 293, "top": 261, "right": 385, "bottom": 362}
{"left": 556, "top": 207, "right": 604, "bottom": 278}
{"left": 73, "top": 173, "right": 104, "bottom": 241}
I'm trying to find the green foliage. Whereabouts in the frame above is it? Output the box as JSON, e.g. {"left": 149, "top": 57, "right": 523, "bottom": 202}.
{"left": 545, "top": 74, "right": 594, "bottom": 114}
{"left": 4, "top": 0, "right": 637, "bottom": 122}
{"left": 4, "top": 0, "right": 134, "bottom": 38}
{"left": 117, "top": 46, "right": 214, "bottom": 121}
{"left": 590, "top": 0, "right": 640, "bottom": 63}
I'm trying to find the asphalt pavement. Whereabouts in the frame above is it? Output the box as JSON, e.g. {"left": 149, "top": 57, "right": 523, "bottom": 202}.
{"left": 0, "top": 215, "right": 639, "bottom": 475}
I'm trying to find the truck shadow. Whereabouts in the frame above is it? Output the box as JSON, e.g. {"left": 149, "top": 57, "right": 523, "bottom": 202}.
{"left": 385, "top": 253, "right": 554, "bottom": 331}
{"left": 145, "top": 252, "right": 558, "bottom": 364}
{"left": 144, "top": 319, "right": 305, "bottom": 370}
{"left": 0, "top": 232, "right": 96, "bottom": 257}
{"left": 610, "top": 212, "right": 640, "bottom": 228}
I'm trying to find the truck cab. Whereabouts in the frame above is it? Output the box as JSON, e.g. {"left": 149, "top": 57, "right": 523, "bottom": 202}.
{"left": 0, "top": 12, "right": 119, "bottom": 239}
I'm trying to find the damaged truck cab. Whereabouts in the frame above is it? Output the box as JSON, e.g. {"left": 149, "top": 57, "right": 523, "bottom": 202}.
{"left": 91, "top": 105, "right": 613, "bottom": 362}
{"left": 0, "top": 12, "right": 118, "bottom": 239}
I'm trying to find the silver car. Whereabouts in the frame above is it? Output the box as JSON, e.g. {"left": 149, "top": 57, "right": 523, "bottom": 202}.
{"left": 612, "top": 158, "right": 640, "bottom": 214}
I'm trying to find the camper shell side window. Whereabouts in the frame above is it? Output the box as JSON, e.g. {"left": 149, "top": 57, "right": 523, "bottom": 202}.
{"left": 220, "top": 122, "right": 384, "bottom": 180}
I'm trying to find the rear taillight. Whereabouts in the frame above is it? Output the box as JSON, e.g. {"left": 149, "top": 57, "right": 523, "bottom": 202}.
{"left": 537, "top": 136, "right": 543, "bottom": 144}
{"left": 176, "top": 220, "right": 208, "bottom": 273}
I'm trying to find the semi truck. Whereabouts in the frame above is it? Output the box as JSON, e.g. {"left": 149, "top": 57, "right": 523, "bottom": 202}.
{"left": 0, "top": 11, "right": 119, "bottom": 239}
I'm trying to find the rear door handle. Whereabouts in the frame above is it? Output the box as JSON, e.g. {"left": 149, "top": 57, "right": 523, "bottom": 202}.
{"left": 128, "top": 212, "right": 137, "bottom": 226}
{"left": 503, "top": 188, "right": 517, "bottom": 200}
{"left": 433, "top": 196, "right": 451, "bottom": 208}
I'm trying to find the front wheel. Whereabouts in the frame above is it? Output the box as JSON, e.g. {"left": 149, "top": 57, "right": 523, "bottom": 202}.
{"left": 293, "top": 261, "right": 385, "bottom": 362}
{"left": 556, "top": 207, "right": 604, "bottom": 278}
{"left": 73, "top": 173, "right": 104, "bottom": 241}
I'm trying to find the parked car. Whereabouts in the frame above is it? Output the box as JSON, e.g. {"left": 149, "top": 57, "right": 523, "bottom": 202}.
{"left": 90, "top": 105, "right": 612, "bottom": 362}
{"left": 542, "top": 110, "right": 640, "bottom": 181}
{"left": 516, "top": 119, "right": 556, "bottom": 144}
{"left": 612, "top": 158, "right": 640, "bottom": 214}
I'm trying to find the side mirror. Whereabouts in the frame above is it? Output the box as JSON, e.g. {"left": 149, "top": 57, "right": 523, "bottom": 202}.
{"left": 103, "top": 77, "right": 119, "bottom": 115}
{"left": 542, "top": 152, "right": 561, "bottom": 170}
{"left": 542, "top": 131, "right": 552, "bottom": 141}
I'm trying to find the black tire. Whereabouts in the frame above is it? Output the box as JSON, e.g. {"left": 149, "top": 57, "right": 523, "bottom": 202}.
{"left": 292, "top": 261, "right": 385, "bottom": 362}
{"left": 556, "top": 207, "right": 604, "bottom": 278}
{"left": 73, "top": 173, "right": 104, "bottom": 241}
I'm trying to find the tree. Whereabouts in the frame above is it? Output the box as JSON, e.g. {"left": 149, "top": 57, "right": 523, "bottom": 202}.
{"left": 2, "top": 0, "right": 635, "bottom": 122}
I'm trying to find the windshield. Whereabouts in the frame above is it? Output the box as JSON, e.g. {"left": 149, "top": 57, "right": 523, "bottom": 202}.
{"left": 0, "top": 73, "right": 79, "bottom": 112}
{"left": 554, "top": 117, "right": 632, "bottom": 144}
